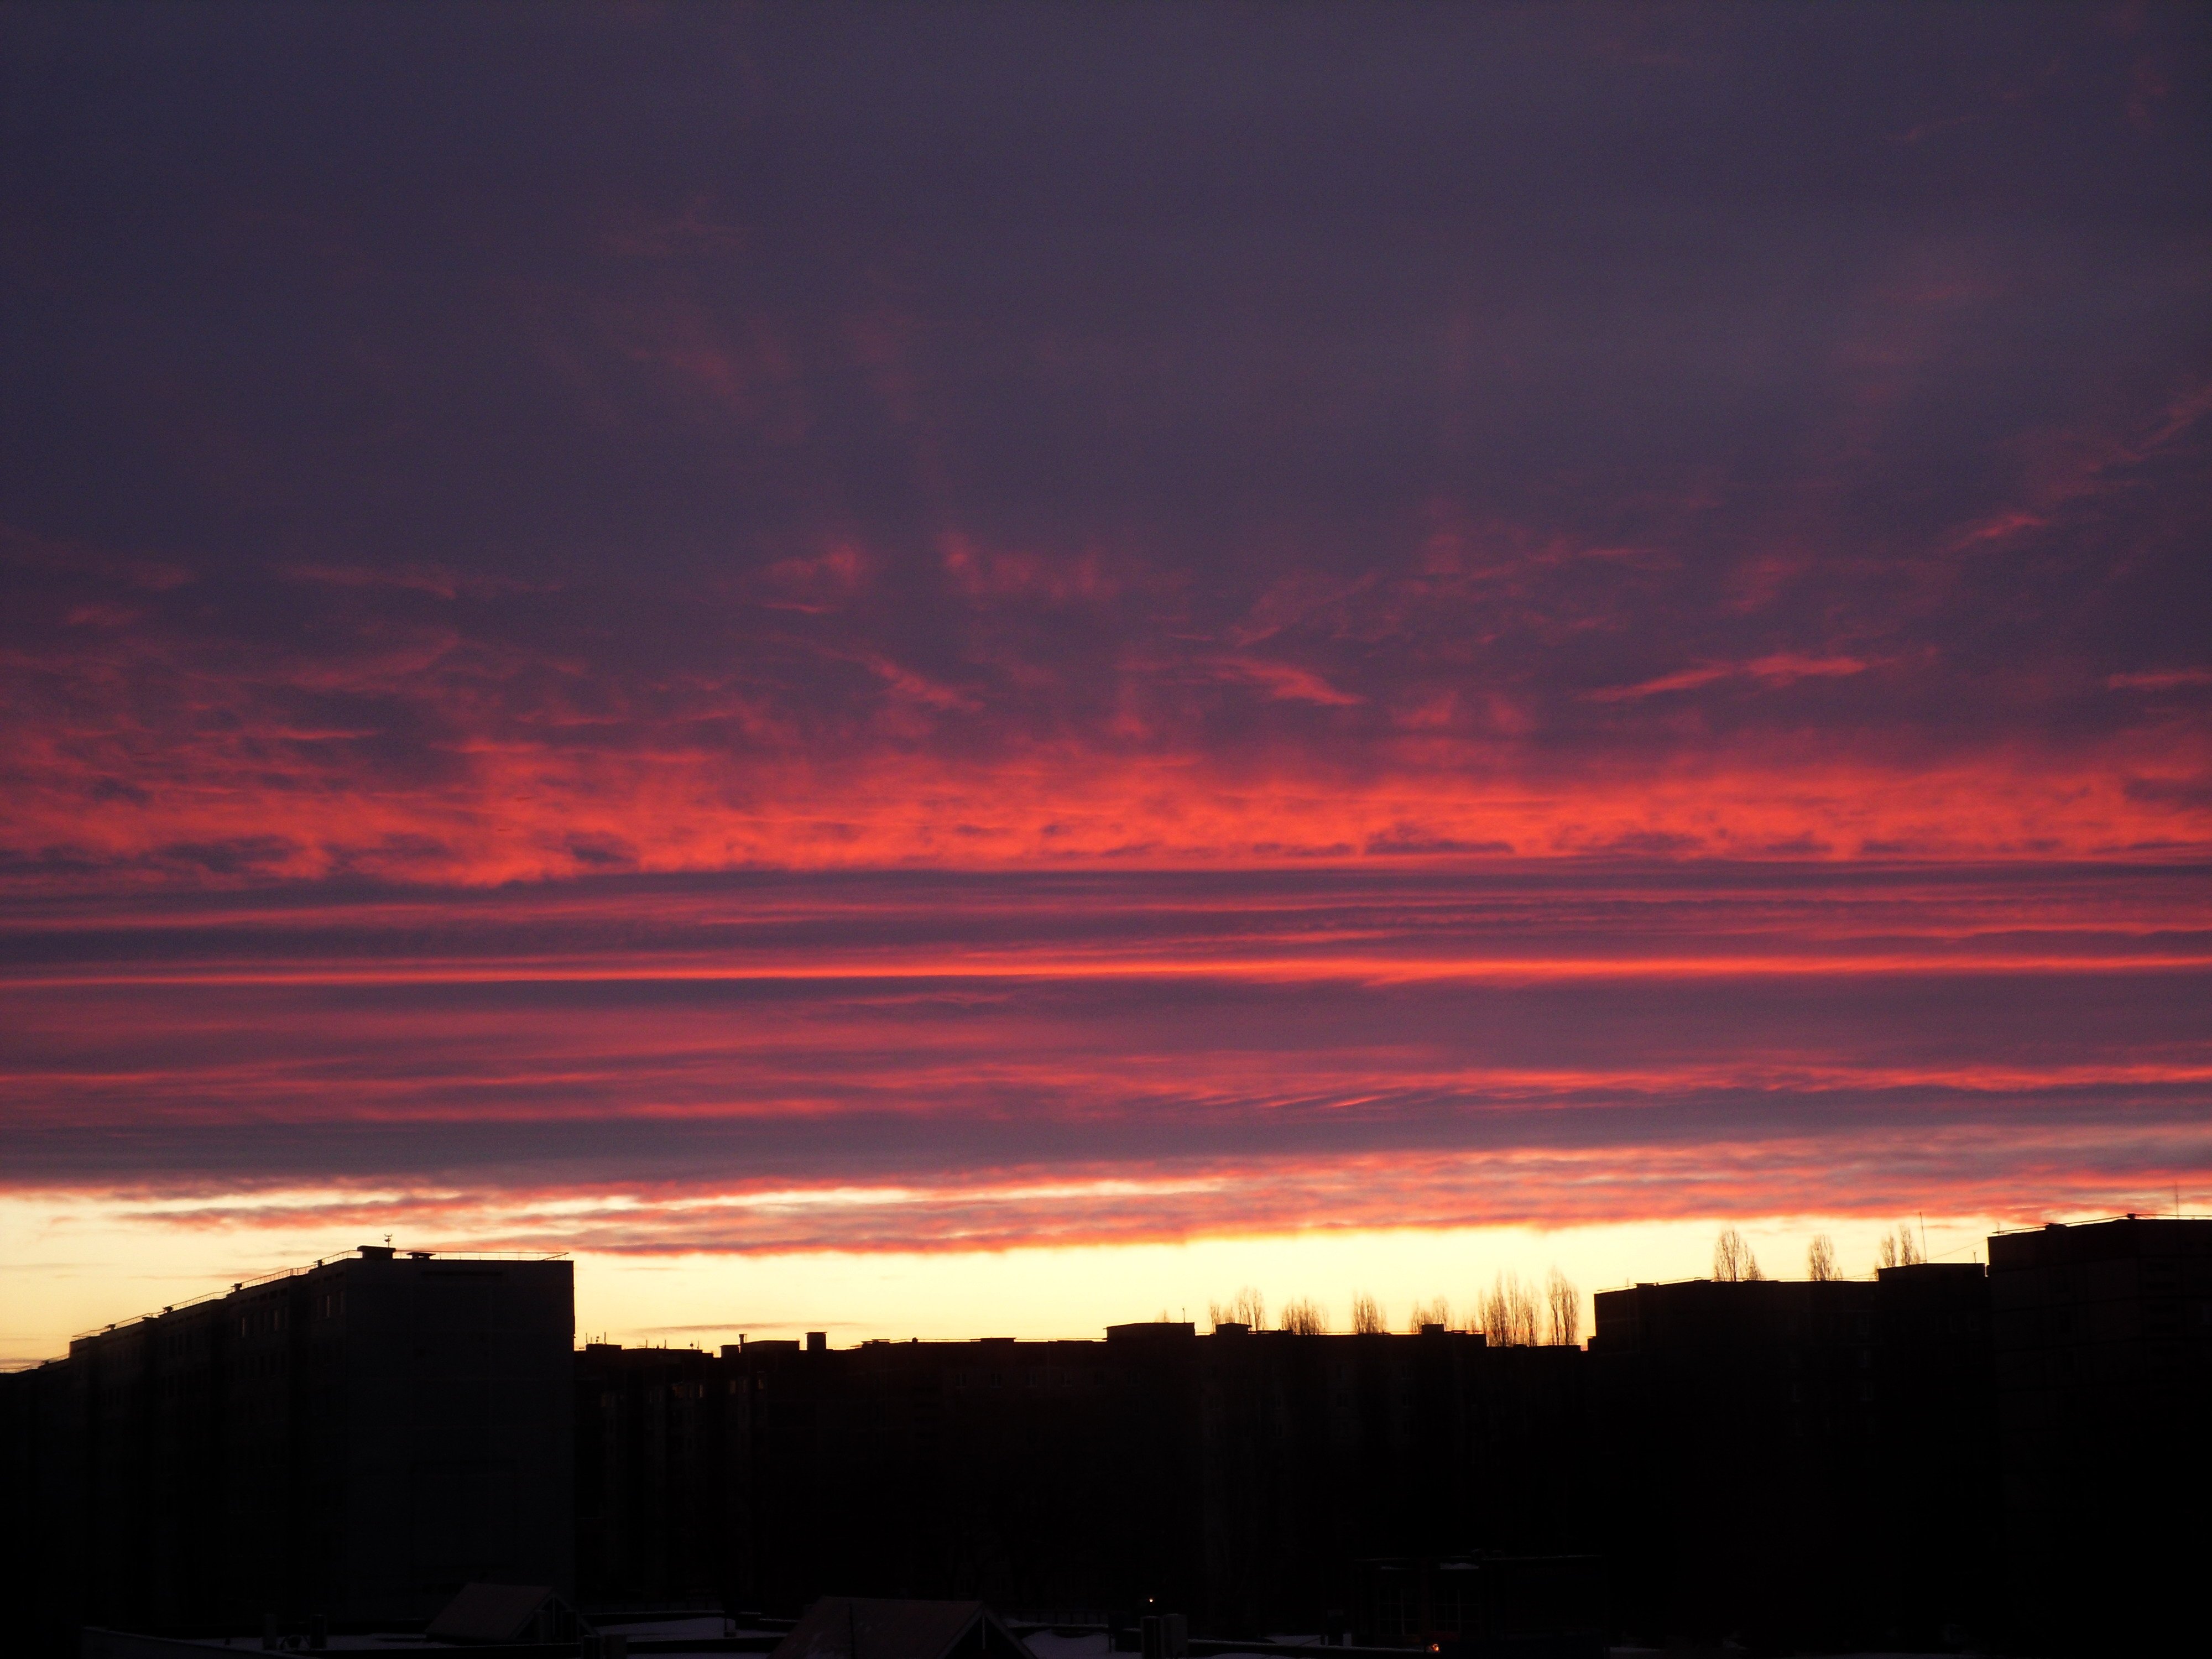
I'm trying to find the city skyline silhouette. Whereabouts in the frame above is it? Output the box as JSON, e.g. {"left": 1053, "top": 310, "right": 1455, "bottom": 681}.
{"left": 2, "top": 5, "right": 2207, "bottom": 1652}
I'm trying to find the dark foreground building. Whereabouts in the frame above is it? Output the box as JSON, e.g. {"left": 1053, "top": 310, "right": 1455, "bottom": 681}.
{"left": 575, "top": 1339, "right": 749, "bottom": 1609}
{"left": 1589, "top": 1263, "right": 1998, "bottom": 1651}
{"left": 575, "top": 1320, "right": 1595, "bottom": 1639}
{"left": 11, "top": 1217, "right": 2209, "bottom": 1656}
{"left": 1990, "top": 1216, "right": 2211, "bottom": 1655}
{"left": 0, "top": 1246, "right": 573, "bottom": 1649}
{"left": 1590, "top": 1275, "right": 1888, "bottom": 1648}
{"left": 770, "top": 1595, "right": 1038, "bottom": 1659}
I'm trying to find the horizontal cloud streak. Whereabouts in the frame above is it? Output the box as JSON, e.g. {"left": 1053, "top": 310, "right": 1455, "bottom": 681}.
{"left": 3, "top": 868, "right": 2205, "bottom": 1251}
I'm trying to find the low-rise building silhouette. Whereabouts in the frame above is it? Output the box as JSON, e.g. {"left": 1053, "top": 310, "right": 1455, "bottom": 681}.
{"left": 575, "top": 1340, "right": 745, "bottom": 1611}
{"left": 769, "top": 1595, "right": 1039, "bottom": 1659}
{"left": 570, "top": 1319, "right": 1597, "bottom": 1637}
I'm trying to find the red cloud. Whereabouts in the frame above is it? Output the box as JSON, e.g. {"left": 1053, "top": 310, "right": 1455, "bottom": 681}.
{"left": 4, "top": 865, "right": 2205, "bottom": 1259}
{"left": 1587, "top": 655, "right": 1867, "bottom": 703}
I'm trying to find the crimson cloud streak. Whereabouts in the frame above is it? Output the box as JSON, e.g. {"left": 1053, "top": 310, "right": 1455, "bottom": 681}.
{"left": 2, "top": 3, "right": 2210, "bottom": 1258}
{"left": 4, "top": 865, "right": 2208, "bottom": 1250}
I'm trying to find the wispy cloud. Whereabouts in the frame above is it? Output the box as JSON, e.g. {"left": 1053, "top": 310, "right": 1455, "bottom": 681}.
{"left": 3, "top": 867, "right": 2205, "bottom": 1256}
{"left": 1587, "top": 655, "right": 1869, "bottom": 703}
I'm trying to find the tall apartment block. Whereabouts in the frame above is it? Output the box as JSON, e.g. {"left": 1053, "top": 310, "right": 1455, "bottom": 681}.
{"left": 1989, "top": 1216, "right": 2211, "bottom": 1653}
{"left": 1588, "top": 1262, "right": 1997, "bottom": 1651}
{"left": 2, "top": 1246, "right": 573, "bottom": 1644}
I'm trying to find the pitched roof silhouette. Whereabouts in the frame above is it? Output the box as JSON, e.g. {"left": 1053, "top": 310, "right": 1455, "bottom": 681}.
{"left": 425, "top": 1582, "right": 565, "bottom": 1643}
{"left": 770, "top": 1598, "right": 1036, "bottom": 1659}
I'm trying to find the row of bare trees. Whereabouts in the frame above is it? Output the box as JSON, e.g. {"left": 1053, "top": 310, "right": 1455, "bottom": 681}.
{"left": 1201, "top": 1220, "right": 1938, "bottom": 1344}
{"left": 1207, "top": 1286, "right": 1269, "bottom": 1330}
{"left": 1205, "top": 1270, "right": 1583, "bottom": 1345}
{"left": 1876, "top": 1223, "right": 1926, "bottom": 1267}
{"left": 1479, "top": 1268, "right": 1582, "bottom": 1346}
{"left": 1712, "top": 1227, "right": 1765, "bottom": 1281}
{"left": 1712, "top": 1221, "right": 1930, "bottom": 1284}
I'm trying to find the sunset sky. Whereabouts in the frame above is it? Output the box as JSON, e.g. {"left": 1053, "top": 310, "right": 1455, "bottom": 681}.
{"left": 3, "top": 2, "right": 2208, "bottom": 1363}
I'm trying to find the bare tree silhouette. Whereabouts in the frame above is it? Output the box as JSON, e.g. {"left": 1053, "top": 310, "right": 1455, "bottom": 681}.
{"left": 1279, "top": 1297, "right": 1328, "bottom": 1335}
{"left": 1350, "top": 1291, "right": 1387, "bottom": 1334}
{"left": 1543, "top": 1267, "right": 1580, "bottom": 1345}
{"left": 1876, "top": 1222, "right": 1924, "bottom": 1270}
{"left": 1807, "top": 1234, "right": 1840, "bottom": 1281}
{"left": 1713, "top": 1227, "right": 1764, "bottom": 1282}
{"left": 1408, "top": 1296, "right": 1452, "bottom": 1332}
{"left": 1208, "top": 1286, "right": 1267, "bottom": 1330}
{"left": 1480, "top": 1271, "right": 1541, "bottom": 1345}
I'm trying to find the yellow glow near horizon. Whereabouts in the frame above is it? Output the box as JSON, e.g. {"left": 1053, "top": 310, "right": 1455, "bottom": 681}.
{"left": 0, "top": 1192, "right": 2059, "bottom": 1368}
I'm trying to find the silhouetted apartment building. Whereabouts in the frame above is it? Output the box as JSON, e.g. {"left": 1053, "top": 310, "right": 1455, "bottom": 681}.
{"left": 573, "top": 1327, "right": 1191, "bottom": 1615}
{"left": 575, "top": 1339, "right": 750, "bottom": 1609}
{"left": 1590, "top": 1276, "right": 1881, "bottom": 1647}
{"left": 1191, "top": 1324, "right": 1590, "bottom": 1636}
{"left": 1589, "top": 1264, "right": 2000, "bottom": 1650}
{"left": 731, "top": 1330, "right": 1144, "bottom": 1616}
{"left": 1870, "top": 1261, "right": 1997, "bottom": 1645}
{"left": 1989, "top": 1215, "right": 2211, "bottom": 1655}
{"left": 571, "top": 1320, "right": 1599, "bottom": 1635}
{"left": 1, "top": 1246, "right": 573, "bottom": 1645}
{"left": 13, "top": 1217, "right": 2208, "bottom": 1656}
{"left": 0, "top": 1354, "right": 77, "bottom": 1655}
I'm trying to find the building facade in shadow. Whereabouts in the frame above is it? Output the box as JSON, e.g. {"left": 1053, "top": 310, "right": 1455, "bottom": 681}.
{"left": 0, "top": 1247, "right": 573, "bottom": 1642}
{"left": 9, "top": 1216, "right": 2207, "bottom": 1656}
{"left": 1990, "top": 1216, "right": 2210, "bottom": 1655}
{"left": 1589, "top": 1261, "right": 2003, "bottom": 1651}
{"left": 573, "top": 1320, "right": 1594, "bottom": 1637}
